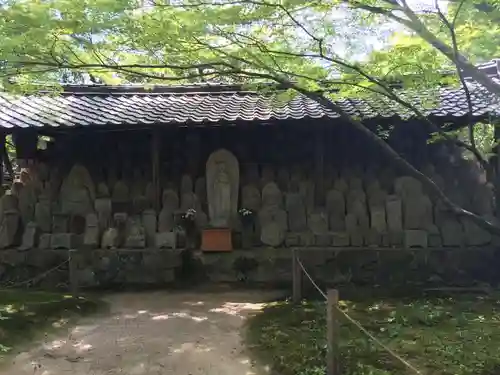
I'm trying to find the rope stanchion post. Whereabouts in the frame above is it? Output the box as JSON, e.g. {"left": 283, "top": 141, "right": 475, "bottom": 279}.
{"left": 292, "top": 249, "right": 302, "bottom": 304}
{"left": 327, "top": 289, "right": 340, "bottom": 375}
{"left": 68, "top": 249, "right": 79, "bottom": 296}
{"left": 295, "top": 255, "right": 423, "bottom": 375}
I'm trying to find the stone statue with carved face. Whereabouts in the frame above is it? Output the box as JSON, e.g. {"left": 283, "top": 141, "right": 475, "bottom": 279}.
{"left": 206, "top": 149, "right": 239, "bottom": 228}
{"left": 212, "top": 162, "right": 231, "bottom": 227}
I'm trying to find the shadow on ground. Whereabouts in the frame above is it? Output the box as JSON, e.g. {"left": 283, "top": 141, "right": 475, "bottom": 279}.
{"left": 2, "top": 289, "right": 285, "bottom": 375}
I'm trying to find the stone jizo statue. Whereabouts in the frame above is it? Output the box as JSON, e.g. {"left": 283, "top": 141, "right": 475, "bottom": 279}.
{"left": 212, "top": 162, "right": 231, "bottom": 227}
{"left": 206, "top": 149, "right": 239, "bottom": 228}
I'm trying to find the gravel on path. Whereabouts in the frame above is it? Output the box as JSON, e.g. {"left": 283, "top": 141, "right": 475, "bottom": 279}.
{"left": 2, "top": 290, "right": 280, "bottom": 375}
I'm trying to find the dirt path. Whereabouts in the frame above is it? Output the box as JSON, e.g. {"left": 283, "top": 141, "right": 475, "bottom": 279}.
{"left": 3, "top": 290, "right": 280, "bottom": 375}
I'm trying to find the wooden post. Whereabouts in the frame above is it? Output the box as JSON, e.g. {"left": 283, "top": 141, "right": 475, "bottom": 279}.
{"left": 494, "top": 121, "right": 500, "bottom": 219}
{"left": 292, "top": 249, "right": 302, "bottom": 304}
{"left": 68, "top": 249, "right": 79, "bottom": 296}
{"left": 2, "top": 145, "right": 13, "bottom": 181}
{"left": 327, "top": 289, "right": 340, "bottom": 375}
{"left": 314, "top": 125, "right": 325, "bottom": 205}
{"left": 151, "top": 129, "right": 161, "bottom": 212}
{"left": 0, "top": 133, "right": 4, "bottom": 187}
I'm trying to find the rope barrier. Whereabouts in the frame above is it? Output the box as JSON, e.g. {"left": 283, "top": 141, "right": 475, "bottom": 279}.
{"left": 335, "top": 307, "right": 422, "bottom": 375}
{"left": 295, "top": 254, "right": 423, "bottom": 375}
{"left": 0, "top": 259, "right": 69, "bottom": 291}
{"left": 296, "top": 257, "right": 327, "bottom": 299}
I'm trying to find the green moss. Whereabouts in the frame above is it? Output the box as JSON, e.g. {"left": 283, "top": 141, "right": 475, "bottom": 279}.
{"left": 0, "top": 290, "right": 104, "bottom": 358}
{"left": 246, "top": 294, "right": 500, "bottom": 375}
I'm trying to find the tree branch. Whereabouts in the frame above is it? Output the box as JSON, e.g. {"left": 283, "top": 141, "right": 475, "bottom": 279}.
{"left": 348, "top": 0, "right": 500, "bottom": 98}
{"left": 396, "top": 3, "right": 500, "bottom": 98}
{"left": 220, "top": 27, "right": 488, "bottom": 167}
{"left": 434, "top": 0, "right": 488, "bottom": 170}
{"left": 5, "top": 60, "right": 235, "bottom": 71}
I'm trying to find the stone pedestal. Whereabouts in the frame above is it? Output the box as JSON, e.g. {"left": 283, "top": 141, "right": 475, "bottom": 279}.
{"left": 19, "top": 222, "right": 39, "bottom": 250}
{"left": 83, "top": 213, "right": 100, "bottom": 249}
{"left": 52, "top": 213, "right": 69, "bottom": 233}
{"left": 201, "top": 228, "right": 232, "bottom": 252}
{"left": 285, "top": 233, "right": 301, "bottom": 247}
{"left": 404, "top": 230, "right": 428, "bottom": 248}
{"left": 0, "top": 211, "right": 21, "bottom": 249}
{"left": 35, "top": 200, "right": 52, "bottom": 233}
{"left": 39, "top": 233, "right": 51, "bottom": 249}
{"left": 155, "top": 232, "right": 177, "bottom": 249}
{"left": 51, "top": 233, "right": 78, "bottom": 249}
{"left": 332, "top": 232, "right": 350, "bottom": 247}
{"left": 142, "top": 209, "right": 157, "bottom": 247}
{"left": 101, "top": 228, "right": 119, "bottom": 249}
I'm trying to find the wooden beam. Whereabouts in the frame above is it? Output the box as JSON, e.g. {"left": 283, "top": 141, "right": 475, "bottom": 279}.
{"left": 151, "top": 129, "right": 161, "bottom": 212}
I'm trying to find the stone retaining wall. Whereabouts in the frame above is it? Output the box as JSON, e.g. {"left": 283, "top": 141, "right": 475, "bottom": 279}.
{"left": 0, "top": 249, "right": 182, "bottom": 289}
{"left": 201, "top": 247, "right": 500, "bottom": 288}
{"left": 0, "top": 247, "right": 498, "bottom": 290}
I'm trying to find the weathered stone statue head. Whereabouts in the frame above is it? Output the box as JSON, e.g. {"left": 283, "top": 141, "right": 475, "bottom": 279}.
{"left": 215, "top": 162, "right": 229, "bottom": 181}
{"left": 60, "top": 164, "right": 96, "bottom": 216}
{"left": 19, "top": 169, "right": 31, "bottom": 185}
{"left": 262, "top": 182, "right": 283, "bottom": 208}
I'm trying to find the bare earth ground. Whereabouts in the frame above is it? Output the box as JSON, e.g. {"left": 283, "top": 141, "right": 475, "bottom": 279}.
{"left": 2, "top": 290, "right": 281, "bottom": 375}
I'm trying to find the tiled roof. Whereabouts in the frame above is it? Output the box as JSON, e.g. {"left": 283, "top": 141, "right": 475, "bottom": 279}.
{"left": 472, "top": 59, "right": 500, "bottom": 81}
{"left": 0, "top": 82, "right": 498, "bottom": 129}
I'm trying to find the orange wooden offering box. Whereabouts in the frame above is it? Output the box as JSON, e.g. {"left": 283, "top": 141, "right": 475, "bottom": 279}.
{"left": 201, "top": 228, "right": 233, "bottom": 252}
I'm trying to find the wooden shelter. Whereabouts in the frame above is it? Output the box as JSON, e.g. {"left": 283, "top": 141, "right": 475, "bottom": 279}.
{"left": 0, "top": 79, "right": 498, "bottom": 287}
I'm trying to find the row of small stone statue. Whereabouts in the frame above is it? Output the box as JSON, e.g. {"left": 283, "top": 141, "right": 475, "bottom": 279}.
{"left": 0, "top": 163, "right": 494, "bottom": 249}
{"left": 238, "top": 175, "right": 436, "bottom": 247}
{"left": 240, "top": 174, "right": 494, "bottom": 248}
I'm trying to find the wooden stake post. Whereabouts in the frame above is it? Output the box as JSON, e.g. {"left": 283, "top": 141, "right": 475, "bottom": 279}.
{"left": 327, "top": 289, "right": 340, "bottom": 375}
